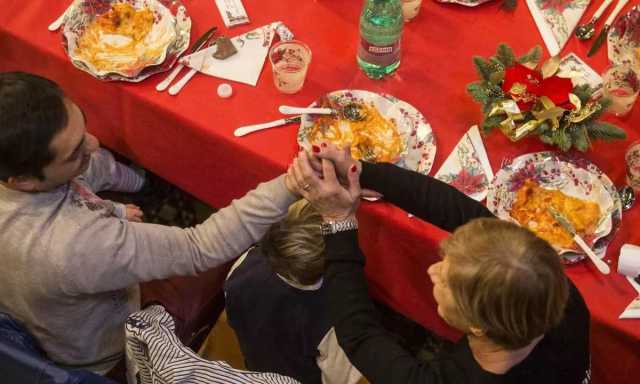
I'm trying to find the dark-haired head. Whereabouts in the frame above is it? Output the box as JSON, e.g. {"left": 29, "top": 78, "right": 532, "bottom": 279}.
{"left": 0, "top": 72, "right": 99, "bottom": 191}
{"left": 0, "top": 72, "right": 68, "bottom": 181}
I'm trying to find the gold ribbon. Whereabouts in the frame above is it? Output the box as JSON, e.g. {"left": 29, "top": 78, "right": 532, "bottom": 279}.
{"left": 488, "top": 100, "right": 535, "bottom": 141}
{"left": 531, "top": 96, "right": 566, "bottom": 131}
{"left": 567, "top": 93, "right": 601, "bottom": 123}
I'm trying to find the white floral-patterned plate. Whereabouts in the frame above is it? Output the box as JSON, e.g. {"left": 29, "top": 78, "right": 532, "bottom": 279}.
{"left": 487, "top": 152, "right": 622, "bottom": 263}
{"left": 297, "top": 90, "right": 437, "bottom": 175}
{"left": 63, "top": 0, "right": 191, "bottom": 82}
{"left": 435, "top": 0, "right": 495, "bottom": 7}
{"left": 608, "top": 5, "right": 640, "bottom": 69}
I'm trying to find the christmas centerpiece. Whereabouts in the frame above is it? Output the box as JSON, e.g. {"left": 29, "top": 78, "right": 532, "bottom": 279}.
{"left": 467, "top": 44, "right": 626, "bottom": 151}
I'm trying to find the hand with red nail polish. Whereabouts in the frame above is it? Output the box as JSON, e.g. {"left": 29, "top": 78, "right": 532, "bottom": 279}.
{"left": 289, "top": 151, "right": 361, "bottom": 222}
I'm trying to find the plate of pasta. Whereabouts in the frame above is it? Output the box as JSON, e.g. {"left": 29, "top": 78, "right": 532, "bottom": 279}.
{"left": 62, "top": 0, "right": 191, "bottom": 81}
{"left": 297, "top": 90, "right": 437, "bottom": 175}
{"left": 486, "top": 152, "right": 622, "bottom": 263}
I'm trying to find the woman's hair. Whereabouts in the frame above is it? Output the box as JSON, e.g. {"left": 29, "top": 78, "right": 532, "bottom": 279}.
{"left": 0, "top": 72, "right": 68, "bottom": 181}
{"left": 440, "top": 218, "right": 569, "bottom": 349}
{"left": 261, "top": 199, "right": 325, "bottom": 286}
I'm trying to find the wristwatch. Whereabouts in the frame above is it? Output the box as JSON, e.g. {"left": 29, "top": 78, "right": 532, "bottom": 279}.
{"left": 320, "top": 217, "right": 358, "bottom": 235}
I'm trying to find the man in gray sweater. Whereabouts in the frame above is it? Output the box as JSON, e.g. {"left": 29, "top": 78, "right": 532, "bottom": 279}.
{"left": 0, "top": 72, "right": 299, "bottom": 374}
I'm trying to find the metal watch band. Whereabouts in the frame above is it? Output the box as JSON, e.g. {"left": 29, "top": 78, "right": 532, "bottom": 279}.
{"left": 321, "top": 218, "right": 358, "bottom": 235}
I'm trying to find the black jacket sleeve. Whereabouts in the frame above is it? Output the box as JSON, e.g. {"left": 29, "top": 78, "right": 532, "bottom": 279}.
{"left": 324, "top": 231, "right": 465, "bottom": 384}
{"left": 323, "top": 162, "right": 495, "bottom": 383}
{"left": 360, "top": 162, "right": 494, "bottom": 231}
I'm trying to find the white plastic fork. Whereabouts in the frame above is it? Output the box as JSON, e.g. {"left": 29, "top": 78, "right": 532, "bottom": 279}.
{"left": 168, "top": 68, "right": 197, "bottom": 95}
{"left": 156, "top": 63, "right": 186, "bottom": 92}
{"left": 167, "top": 39, "right": 216, "bottom": 96}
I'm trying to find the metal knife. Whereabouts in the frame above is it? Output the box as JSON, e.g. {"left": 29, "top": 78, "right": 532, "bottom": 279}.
{"left": 234, "top": 117, "right": 301, "bottom": 137}
{"left": 156, "top": 26, "right": 218, "bottom": 92}
{"left": 587, "top": 0, "right": 630, "bottom": 57}
{"left": 547, "top": 207, "right": 610, "bottom": 274}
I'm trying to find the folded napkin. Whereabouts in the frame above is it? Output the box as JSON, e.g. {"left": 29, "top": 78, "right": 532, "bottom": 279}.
{"left": 526, "top": 0, "right": 591, "bottom": 56}
{"left": 618, "top": 244, "right": 640, "bottom": 319}
{"left": 435, "top": 125, "right": 494, "bottom": 201}
{"left": 619, "top": 243, "right": 640, "bottom": 278}
{"left": 558, "top": 53, "right": 603, "bottom": 88}
{"left": 620, "top": 296, "right": 640, "bottom": 319}
{"left": 181, "top": 22, "right": 284, "bottom": 86}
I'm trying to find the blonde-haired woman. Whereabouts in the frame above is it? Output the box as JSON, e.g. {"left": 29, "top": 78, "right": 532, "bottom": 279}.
{"left": 288, "top": 144, "right": 590, "bottom": 384}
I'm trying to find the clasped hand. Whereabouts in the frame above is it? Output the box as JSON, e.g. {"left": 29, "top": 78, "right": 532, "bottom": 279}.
{"left": 285, "top": 143, "right": 364, "bottom": 222}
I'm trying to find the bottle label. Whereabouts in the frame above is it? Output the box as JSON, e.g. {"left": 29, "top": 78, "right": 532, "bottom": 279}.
{"left": 358, "top": 37, "right": 401, "bottom": 68}
{"left": 360, "top": 38, "right": 399, "bottom": 56}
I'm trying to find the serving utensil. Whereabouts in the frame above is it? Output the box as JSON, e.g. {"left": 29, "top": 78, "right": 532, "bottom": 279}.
{"left": 157, "top": 26, "right": 217, "bottom": 92}
{"left": 234, "top": 116, "right": 301, "bottom": 137}
{"left": 587, "top": 0, "right": 630, "bottom": 57}
{"left": 547, "top": 207, "right": 610, "bottom": 274}
{"left": 279, "top": 103, "right": 367, "bottom": 121}
{"left": 576, "top": 0, "right": 615, "bottom": 40}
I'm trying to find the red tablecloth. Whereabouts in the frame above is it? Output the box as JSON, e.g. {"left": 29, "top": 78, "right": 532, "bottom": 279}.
{"left": 2, "top": 1, "right": 639, "bottom": 382}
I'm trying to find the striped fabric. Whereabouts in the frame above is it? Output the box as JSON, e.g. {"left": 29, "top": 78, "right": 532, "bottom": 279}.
{"left": 125, "top": 305, "right": 300, "bottom": 384}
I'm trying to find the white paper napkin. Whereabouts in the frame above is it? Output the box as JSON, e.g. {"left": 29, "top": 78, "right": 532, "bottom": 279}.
{"left": 558, "top": 53, "right": 603, "bottom": 88}
{"left": 526, "top": 0, "right": 591, "bottom": 56}
{"left": 618, "top": 244, "right": 640, "bottom": 319}
{"left": 619, "top": 243, "right": 640, "bottom": 277}
{"left": 181, "top": 22, "right": 281, "bottom": 86}
{"left": 435, "top": 125, "right": 494, "bottom": 201}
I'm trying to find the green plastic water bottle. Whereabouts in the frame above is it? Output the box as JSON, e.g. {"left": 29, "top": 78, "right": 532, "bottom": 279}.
{"left": 357, "top": 0, "right": 404, "bottom": 79}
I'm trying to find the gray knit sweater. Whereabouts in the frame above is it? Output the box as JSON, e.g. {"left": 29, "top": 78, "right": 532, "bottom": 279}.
{"left": 0, "top": 149, "right": 297, "bottom": 373}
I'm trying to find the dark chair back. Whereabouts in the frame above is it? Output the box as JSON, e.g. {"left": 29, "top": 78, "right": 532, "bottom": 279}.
{"left": 0, "top": 312, "right": 117, "bottom": 384}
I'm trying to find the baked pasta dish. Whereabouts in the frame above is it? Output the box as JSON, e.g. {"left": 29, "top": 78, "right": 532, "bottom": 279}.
{"left": 306, "top": 102, "right": 404, "bottom": 163}
{"left": 509, "top": 179, "right": 601, "bottom": 249}
{"left": 74, "top": 3, "right": 166, "bottom": 73}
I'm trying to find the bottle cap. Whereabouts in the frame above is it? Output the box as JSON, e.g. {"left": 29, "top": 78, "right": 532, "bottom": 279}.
{"left": 217, "top": 83, "right": 233, "bottom": 98}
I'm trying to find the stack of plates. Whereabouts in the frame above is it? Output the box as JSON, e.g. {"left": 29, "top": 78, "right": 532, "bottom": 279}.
{"left": 62, "top": 0, "right": 191, "bottom": 82}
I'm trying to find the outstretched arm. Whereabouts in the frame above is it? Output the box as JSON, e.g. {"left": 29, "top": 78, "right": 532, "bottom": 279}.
{"left": 310, "top": 143, "right": 494, "bottom": 232}
{"left": 360, "top": 162, "right": 494, "bottom": 232}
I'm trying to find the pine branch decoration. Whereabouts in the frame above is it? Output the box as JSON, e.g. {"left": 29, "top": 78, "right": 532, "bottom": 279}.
{"left": 473, "top": 57, "right": 494, "bottom": 81}
{"left": 496, "top": 44, "right": 515, "bottom": 67}
{"left": 586, "top": 122, "right": 627, "bottom": 140}
{"left": 517, "top": 46, "right": 542, "bottom": 65}
{"left": 466, "top": 43, "right": 626, "bottom": 152}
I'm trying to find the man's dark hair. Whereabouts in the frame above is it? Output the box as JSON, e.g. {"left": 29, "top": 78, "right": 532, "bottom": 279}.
{"left": 0, "top": 72, "right": 68, "bottom": 181}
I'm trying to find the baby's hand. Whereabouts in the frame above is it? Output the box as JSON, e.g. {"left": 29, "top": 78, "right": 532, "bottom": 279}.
{"left": 125, "top": 204, "right": 144, "bottom": 223}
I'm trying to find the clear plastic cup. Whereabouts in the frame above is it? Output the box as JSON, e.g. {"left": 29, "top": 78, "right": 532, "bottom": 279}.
{"left": 402, "top": 0, "right": 422, "bottom": 21}
{"left": 269, "top": 40, "right": 311, "bottom": 94}
{"left": 602, "top": 64, "right": 640, "bottom": 117}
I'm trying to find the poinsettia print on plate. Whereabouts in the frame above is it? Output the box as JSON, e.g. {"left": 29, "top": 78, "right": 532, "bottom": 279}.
{"left": 608, "top": 5, "right": 640, "bottom": 69}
